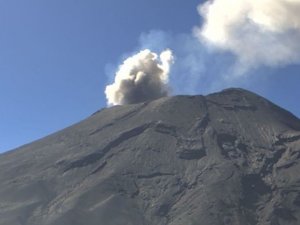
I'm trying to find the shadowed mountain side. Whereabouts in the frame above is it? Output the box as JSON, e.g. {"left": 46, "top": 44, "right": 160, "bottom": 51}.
{"left": 0, "top": 88, "right": 300, "bottom": 225}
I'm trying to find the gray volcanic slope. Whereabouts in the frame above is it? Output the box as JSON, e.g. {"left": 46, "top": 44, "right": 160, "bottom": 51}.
{"left": 1, "top": 88, "right": 300, "bottom": 225}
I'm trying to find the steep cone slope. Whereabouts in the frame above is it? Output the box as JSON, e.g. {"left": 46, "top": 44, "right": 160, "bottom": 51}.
{"left": 1, "top": 88, "right": 300, "bottom": 225}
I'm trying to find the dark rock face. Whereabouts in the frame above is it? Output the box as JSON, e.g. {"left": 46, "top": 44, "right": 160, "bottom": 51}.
{"left": 0, "top": 88, "right": 300, "bottom": 225}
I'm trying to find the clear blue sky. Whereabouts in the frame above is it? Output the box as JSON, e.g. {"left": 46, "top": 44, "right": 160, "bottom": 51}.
{"left": 1, "top": 0, "right": 299, "bottom": 153}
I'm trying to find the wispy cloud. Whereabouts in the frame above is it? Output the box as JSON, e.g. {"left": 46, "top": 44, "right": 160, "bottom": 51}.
{"left": 105, "top": 0, "right": 300, "bottom": 103}
{"left": 195, "top": 0, "right": 300, "bottom": 75}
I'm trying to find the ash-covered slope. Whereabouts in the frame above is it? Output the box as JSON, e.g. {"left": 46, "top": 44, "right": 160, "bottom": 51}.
{"left": 1, "top": 88, "right": 300, "bottom": 225}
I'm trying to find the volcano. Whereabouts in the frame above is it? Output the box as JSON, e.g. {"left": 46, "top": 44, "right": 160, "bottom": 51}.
{"left": 1, "top": 88, "right": 300, "bottom": 225}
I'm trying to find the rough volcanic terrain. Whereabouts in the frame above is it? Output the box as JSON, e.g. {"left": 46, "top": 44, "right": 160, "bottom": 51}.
{"left": 1, "top": 88, "right": 300, "bottom": 225}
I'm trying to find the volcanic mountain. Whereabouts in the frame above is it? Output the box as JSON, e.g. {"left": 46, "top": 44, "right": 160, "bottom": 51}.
{"left": 1, "top": 88, "right": 300, "bottom": 225}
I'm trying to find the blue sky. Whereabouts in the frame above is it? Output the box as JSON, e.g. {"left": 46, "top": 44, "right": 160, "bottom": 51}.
{"left": 1, "top": 0, "right": 299, "bottom": 153}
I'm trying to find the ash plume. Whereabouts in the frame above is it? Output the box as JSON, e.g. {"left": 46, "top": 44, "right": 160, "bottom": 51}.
{"left": 105, "top": 49, "right": 174, "bottom": 106}
{"left": 195, "top": 0, "right": 300, "bottom": 75}
{"left": 105, "top": 0, "right": 300, "bottom": 102}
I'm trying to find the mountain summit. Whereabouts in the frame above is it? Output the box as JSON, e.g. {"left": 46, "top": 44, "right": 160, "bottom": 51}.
{"left": 1, "top": 88, "right": 300, "bottom": 225}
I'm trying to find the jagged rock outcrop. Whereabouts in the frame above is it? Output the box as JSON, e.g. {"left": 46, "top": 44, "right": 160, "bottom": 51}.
{"left": 0, "top": 88, "right": 300, "bottom": 225}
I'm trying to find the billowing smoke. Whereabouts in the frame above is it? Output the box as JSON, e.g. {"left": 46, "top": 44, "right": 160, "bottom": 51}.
{"left": 105, "top": 0, "right": 300, "bottom": 103}
{"left": 105, "top": 49, "right": 174, "bottom": 106}
{"left": 138, "top": 30, "right": 208, "bottom": 95}
{"left": 195, "top": 0, "right": 300, "bottom": 74}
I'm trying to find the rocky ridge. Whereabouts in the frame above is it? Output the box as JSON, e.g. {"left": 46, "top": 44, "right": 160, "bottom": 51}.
{"left": 0, "top": 88, "right": 300, "bottom": 225}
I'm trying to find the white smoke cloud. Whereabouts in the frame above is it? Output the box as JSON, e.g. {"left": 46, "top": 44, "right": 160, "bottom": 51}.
{"left": 138, "top": 30, "right": 209, "bottom": 95}
{"left": 195, "top": 0, "right": 300, "bottom": 75}
{"left": 105, "top": 49, "right": 174, "bottom": 106}
{"left": 105, "top": 0, "right": 300, "bottom": 103}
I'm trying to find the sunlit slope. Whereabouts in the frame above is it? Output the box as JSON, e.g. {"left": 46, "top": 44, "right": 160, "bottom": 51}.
{"left": 1, "top": 88, "right": 300, "bottom": 225}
